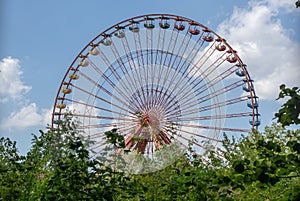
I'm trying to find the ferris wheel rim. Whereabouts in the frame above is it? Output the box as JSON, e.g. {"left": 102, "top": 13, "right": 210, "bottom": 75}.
{"left": 51, "top": 14, "right": 260, "bottom": 171}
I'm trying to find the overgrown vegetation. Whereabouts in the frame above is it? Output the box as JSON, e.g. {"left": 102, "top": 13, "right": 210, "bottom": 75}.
{"left": 1, "top": 85, "right": 299, "bottom": 200}
{"left": 274, "top": 84, "right": 300, "bottom": 127}
{"left": 296, "top": 0, "right": 300, "bottom": 8}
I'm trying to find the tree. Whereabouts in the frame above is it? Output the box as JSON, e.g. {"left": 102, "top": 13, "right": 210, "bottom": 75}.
{"left": 0, "top": 115, "right": 138, "bottom": 200}
{"left": 1, "top": 85, "right": 300, "bottom": 200}
{"left": 211, "top": 124, "right": 300, "bottom": 200}
{"left": 274, "top": 84, "right": 300, "bottom": 127}
{"left": 0, "top": 137, "right": 26, "bottom": 200}
{"left": 28, "top": 115, "right": 135, "bottom": 200}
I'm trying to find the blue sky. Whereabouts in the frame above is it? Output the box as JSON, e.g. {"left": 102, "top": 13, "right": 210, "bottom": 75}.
{"left": 1, "top": 0, "right": 299, "bottom": 155}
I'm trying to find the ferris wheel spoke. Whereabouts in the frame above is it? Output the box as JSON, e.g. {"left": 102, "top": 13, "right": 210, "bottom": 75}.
{"left": 78, "top": 123, "right": 116, "bottom": 129}
{"left": 195, "top": 60, "right": 236, "bottom": 90}
{"left": 188, "top": 55, "right": 232, "bottom": 96}
{"left": 109, "top": 43, "right": 134, "bottom": 85}
{"left": 136, "top": 27, "right": 145, "bottom": 67}
{"left": 176, "top": 95, "right": 247, "bottom": 117}
{"left": 161, "top": 51, "right": 228, "bottom": 113}
{"left": 88, "top": 138, "right": 107, "bottom": 147}
{"left": 61, "top": 97, "right": 135, "bottom": 117}
{"left": 160, "top": 33, "right": 206, "bottom": 100}
{"left": 177, "top": 122, "right": 249, "bottom": 132}
{"left": 190, "top": 67, "right": 237, "bottom": 100}
{"left": 121, "top": 35, "right": 144, "bottom": 90}
{"left": 162, "top": 30, "right": 188, "bottom": 87}
{"left": 184, "top": 81, "right": 243, "bottom": 111}
{"left": 72, "top": 73, "right": 137, "bottom": 111}
{"left": 85, "top": 122, "right": 138, "bottom": 140}
{"left": 195, "top": 80, "right": 244, "bottom": 107}
{"left": 193, "top": 53, "right": 228, "bottom": 86}
{"left": 176, "top": 77, "right": 243, "bottom": 113}
{"left": 163, "top": 28, "right": 179, "bottom": 65}
{"left": 108, "top": 44, "right": 148, "bottom": 111}
{"left": 178, "top": 112, "right": 251, "bottom": 122}
{"left": 173, "top": 133, "right": 223, "bottom": 157}
{"left": 89, "top": 143, "right": 112, "bottom": 158}
{"left": 154, "top": 22, "right": 164, "bottom": 65}
{"left": 69, "top": 82, "right": 136, "bottom": 114}
{"left": 153, "top": 27, "right": 192, "bottom": 108}
{"left": 145, "top": 27, "right": 153, "bottom": 109}
{"left": 175, "top": 128, "right": 222, "bottom": 142}
{"left": 160, "top": 124, "right": 217, "bottom": 143}
{"left": 86, "top": 131, "right": 106, "bottom": 140}
{"left": 76, "top": 60, "right": 135, "bottom": 108}
{"left": 187, "top": 53, "right": 229, "bottom": 92}
{"left": 193, "top": 40, "right": 218, "bottom": 69}
{"left": 164, "top": 134, "right": 214, "bottom": 164}
{"left": 78, "top": 121, "right": 136, "bottom": 130}
{"left": 138, "top": 31, "right": 154, "bottom": 111}
{"left": 166, "top": 96, "right": 248, "bottom": 119}
{"left": 133, "top": 27, "right": 150, "bottom": 109}
{"left": 178, "top": 51, "right": 227, "bottom": 96}
{"left": 88, "top": 48, "right": 142, "bottom": 108}
{"left": 180, "top": 33, "right": 214, "bottom": 75}
{"left": 120, "top": 36, "right": 149, "bottom": 108}
{"left": 70, "top": 114, "right": 135, "bottom": 123}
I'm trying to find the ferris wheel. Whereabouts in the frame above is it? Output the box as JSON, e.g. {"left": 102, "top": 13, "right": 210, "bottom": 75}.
{"left": 52, "top": 14, "right": 260, "bottom": 173}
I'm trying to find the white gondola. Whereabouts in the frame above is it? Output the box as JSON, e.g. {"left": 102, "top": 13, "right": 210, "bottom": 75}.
{"left": 61, "top": 88, "right": 71, "bottom": 94}
{"left": 68, "top": 74, "right": 79, "bottom": 80}
{"left": 88, "top": 49, "right": 100, "bottom": 55}
{"left": 115, "top": 32, "right": 125, "bottom": 38}
{"left": 78, "top": 60, "right": 88, "bottom": 67}
{"left": 56, "top": 103, "right": 66, "bottom": 109}
{"left": 101, "top": 39, "right": 112, "bottom": 46}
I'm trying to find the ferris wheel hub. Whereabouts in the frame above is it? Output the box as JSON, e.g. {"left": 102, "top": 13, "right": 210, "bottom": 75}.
{"left": 138, "top": 107, "right": 164, "bottom": 130}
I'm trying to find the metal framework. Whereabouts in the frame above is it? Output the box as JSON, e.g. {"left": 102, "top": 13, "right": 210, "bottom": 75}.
{"left": 52, "top": 14, "right": 260, "bottom": 164}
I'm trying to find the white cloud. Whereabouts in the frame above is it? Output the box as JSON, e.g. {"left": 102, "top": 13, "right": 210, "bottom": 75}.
{"left": 217, "top": 0, "right": 300, "bottom": 100}
{"left": 41, "top": 107, "right": 53, "bottom": 127}
{"left": 0, "top": 57, "right": 52, "bottom": 130}
{"left": 0, "top": 57, "right": 32, "bottom": 102}
{"left": 0, "top": 103, "right": 52, "bottom": 130}
{"left": 248, "top": 0, "right": 295, "bottom": 12}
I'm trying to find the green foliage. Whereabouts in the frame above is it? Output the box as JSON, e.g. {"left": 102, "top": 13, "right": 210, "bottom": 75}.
{"left": 114, "top": 124, "right": 300, "bottom": 200}
{"left": 105, "top": 128, "right": 125, "bottom": 149}
{"left": 274, "top": 84, "right": 300, "bottom": 127}
{"left": 1, "top": 91, "right": 300, "bottom": 200}
{"left": 0, "top": 116, "right": 137, "bottom": 200}
{"left": 216, "top": 124, "right": 300, "bottom": 199}
{"left": 0, "top": 137, "right": 25, "bottom": 200}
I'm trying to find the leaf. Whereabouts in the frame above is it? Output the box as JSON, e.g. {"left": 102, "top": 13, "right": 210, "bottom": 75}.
{"left": 280, "top": 84, "right": 286, "bottom": 90}
{"left": 292, "top": 142, "right": 300, "bottom": 154}
{"left": 233, "top": 161, "right": 245, "bottom": 173}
